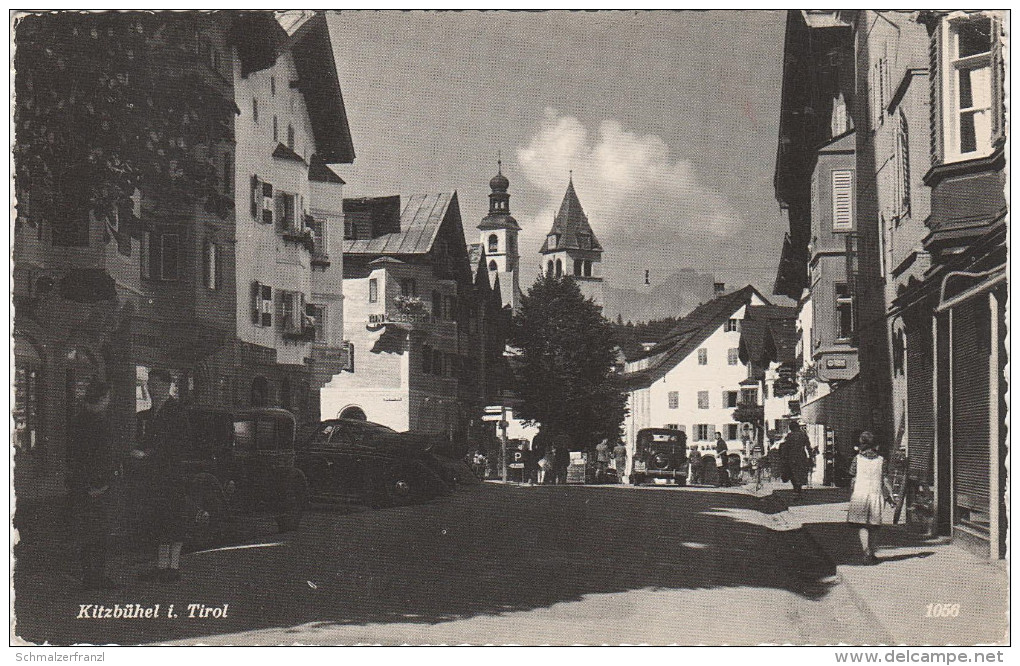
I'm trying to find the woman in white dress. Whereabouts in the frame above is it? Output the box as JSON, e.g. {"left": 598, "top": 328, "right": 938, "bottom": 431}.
{"left": 846, "top": 431, "right": 894, "bottom": 564}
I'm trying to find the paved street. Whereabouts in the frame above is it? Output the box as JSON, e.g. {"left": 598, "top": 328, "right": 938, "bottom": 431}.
{"left": 9, "top": 482, "right": 988, "bottom": 645}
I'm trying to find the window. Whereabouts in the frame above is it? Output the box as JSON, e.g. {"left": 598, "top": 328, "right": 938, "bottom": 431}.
{"left": 344, "top": 220, "right": 355, "bottom": 239}
{"left": 252, "top": 97, "right": 258, "bottom": 124}
{"left": 667, "top": 391, "right": 679, "bottom": 409}
{"left": 665, "top": 424, "right": 680, "bottom": 431}
{"left": 203, "top": 240, "right": 220, "bottom": 290}
{"left": 831, "top": 170, "right": 854, "bottom": 231}
{"left": 725, "top": 424, "right": 740, "bottom": 441}
{"left": 422, "top": 345, "right": 432, "bottom": 374}
{"left": 307, "top": 215, "right": 325, "bottom": 254}
{"left": 489, "top": 260, "right": 497, "bottom": 272}
{"left": 287, "top": 124, "right": 295, "bottom": 150}
{"left": 368, "top": 278, "right": 378, "bottom": 303}
{"left": 835, "top": 282, "right": 854, "bottom": 339}
{"left": 252, "top": 282, "right": 273, "bottom": 327}
{"left": 894, "top": 111, "right": 911, "bottom": 222}
{"left": 555, "top": 259, "right": 563, "bottom": 277}
{"left": 763, "top": 383, "right": 770, "bottom": 400}
{"left": 724, "top": 391, "right": 739, "bottom": 408}
{"left": 547, "top": 260, "right": 554, "bottom": 275}
{"left": 727, "top": 348, "right": 739, "bottom": 365}
{"left": 945, "top": 15, "right": 998, "bottom": 158}
{"left": 307, "top": 303, "right": 326, "bottom": 342}
{"left": 574, "top": 259, "right": 583, "bottom": 276}
{"left": 697, "top": 348, "right": 708, "bottom": 365}
{"left": 142, "top": 231, "right": 179, "bottom": 281}
{"left": 740, "top": 388, "right": 758, "bottom": 405}
{"left": 697, "top": 391, "right": 709, "bottom": 409}
{"left": 547, "top": 233, "right": 559, "bottom": 250}
{"left": 401, "top": 279, "right": 417, "bottom": 297}
{"left": 694, "top": 425, "right": 712, "bottom": 442}
{"left": 583, "top": 260, "right": 592, "bottom": 277}
{"left": 831, "top": 92, "right": 849, "bottom": 136}
{"left": 278, "top": 290, "right": 303, "bottom": 333}
{"left": 725, "top": 318, "right": 740, "bottom": 332}
{"left": 488, "top": 234, "right": 498, "bottom": 253}
{"left": 276, "top": 192, "right": 298, "bottom": 231}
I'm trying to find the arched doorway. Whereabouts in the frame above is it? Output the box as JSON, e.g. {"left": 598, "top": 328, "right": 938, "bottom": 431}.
{"left": 339, "top": 406, "right": 367, "bottom": 421}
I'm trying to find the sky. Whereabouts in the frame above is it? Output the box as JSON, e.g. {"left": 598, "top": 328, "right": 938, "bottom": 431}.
{"left": 328, "top": 10, "right": 789, "bottom": 300}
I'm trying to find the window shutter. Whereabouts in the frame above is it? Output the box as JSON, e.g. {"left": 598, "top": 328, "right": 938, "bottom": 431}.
{"left": 251, "top": 176, "right": 260, "bottom": 220}
{"left": 929, "top": 29, "right": 943, "bottom": 166}
{"left": 252, "top": 281, "right": 262, "bottom": 325}
{"left": 262, "top": 182, "right": 274, "bottom": 225}
{"left": 299, "top": 292, "right": 307, "bottom": 331}
{"left": 990, "top": 17, "right": 1004, "bottom": 142}
{"left": 831, "top": 170, "right": 854, "bottom": 230}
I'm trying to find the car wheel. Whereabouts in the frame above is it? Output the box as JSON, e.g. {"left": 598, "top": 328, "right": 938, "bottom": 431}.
{"left": 276, "top": 469, "right": 308, "bottom": 533}
{"left": 376, "top": 463, "right": 440, "bottom": 507}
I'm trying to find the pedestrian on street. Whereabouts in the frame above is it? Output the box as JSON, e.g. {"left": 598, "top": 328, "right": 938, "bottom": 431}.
{"left": 846, "top": 431, "right": 895, "bottom": 564}
{"left": 68, "top": 378, "right": 119, "bottom": 590}
{"left": 779, "top": 421, "right": 812, "bottom": 496}
{"left": 131, "top": 369, "right": 190, "bottom": 583}
{"left": 714, "top": 432, "right": 730, "bottom": 487}
{"left": 612, "top": 440, "right": 628, "bottom": 483}
{"left": 687, "top": 447, "right": 702, "bottom": 485}
{"left": 594, "top": 438, "right": 611, "bottom": 482}
{"left": 538, "top": 451, "right": 552, "bottom": 484}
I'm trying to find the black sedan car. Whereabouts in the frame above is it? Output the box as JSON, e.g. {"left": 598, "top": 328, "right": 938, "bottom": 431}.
{"left": 295, "top": 419, "right": 451, "bottom": 507}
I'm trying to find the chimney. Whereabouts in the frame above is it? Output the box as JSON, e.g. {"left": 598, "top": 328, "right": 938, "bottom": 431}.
{"left": 714, "top": 282, "right": 726, "bottom": 295}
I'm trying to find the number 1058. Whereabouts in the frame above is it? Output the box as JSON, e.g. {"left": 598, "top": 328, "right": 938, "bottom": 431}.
{"left": 926, "top": 603, "right": 960, "bottom": 617}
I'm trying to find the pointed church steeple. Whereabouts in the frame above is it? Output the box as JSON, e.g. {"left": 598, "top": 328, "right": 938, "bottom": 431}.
{"left": 542, "top": 177, "right": 602, "bottom": 254}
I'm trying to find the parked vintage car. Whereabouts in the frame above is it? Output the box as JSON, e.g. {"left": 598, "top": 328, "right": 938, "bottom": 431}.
{"left": 174, "top": 407, "right": 309, "bottom": 540}
{"left": 630, "top": 428, "right": 688, "bottom": 486}
{"left": 294, "top": 419, "right": 451, "bottom": 507}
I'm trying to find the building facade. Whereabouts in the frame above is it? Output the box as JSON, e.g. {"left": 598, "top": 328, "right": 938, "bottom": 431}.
{"left": 320, "top": 192, "right": 490, "bottom": 446}
{"left": 621, "top": 286, "right": 770, "bottom": 475}
{"left": 13, "top": 11, "right": 355, "bottom": 505}
{"left": 891, "top": 11, "right": 1007, "bottom": 558}
{"left": 540, "top": 177, "right": 604, "bottom": 306}
{"left": 773, "top": 11, "right": 872, "bottom": 484}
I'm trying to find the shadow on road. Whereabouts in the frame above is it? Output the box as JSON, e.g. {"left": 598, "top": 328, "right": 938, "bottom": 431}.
{"left": 14, "top": 484, "right": 842, "bottom": 645}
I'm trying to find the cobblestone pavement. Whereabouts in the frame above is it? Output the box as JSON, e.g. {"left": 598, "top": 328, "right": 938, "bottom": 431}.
{"left": 14, "top": 481, "right": 996, "bottom": 645}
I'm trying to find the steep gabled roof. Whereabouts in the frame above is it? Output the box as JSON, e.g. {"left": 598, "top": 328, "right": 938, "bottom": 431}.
{"left": 343, "top": 193, "right": 456, "bottom": 256}
{"left": 287, "top": 12, "right": 356, "bottom": 164}
{"left": 540, "top": 179, "right": 602, "bottom": 253}
{"left": 622, "top": 285, "right": 767, "bottom": 389}
{"left": 738, "top": 304, "right": 798, "bottom": 366}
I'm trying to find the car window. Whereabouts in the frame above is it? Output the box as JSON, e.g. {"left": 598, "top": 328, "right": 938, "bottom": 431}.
{"left": 233, "top": 419, "right": 256, "bottom": 454}
{"left": 256, "top": 418, "right": 276, "bottom": 451}
{"left": 330, "top": 421, "right": 363, "bottom": 447}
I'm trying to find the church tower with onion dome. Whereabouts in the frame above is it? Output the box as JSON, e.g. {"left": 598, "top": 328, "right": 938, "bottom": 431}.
{"left": 477, "top": 159, "right": 522, "bottom": 311}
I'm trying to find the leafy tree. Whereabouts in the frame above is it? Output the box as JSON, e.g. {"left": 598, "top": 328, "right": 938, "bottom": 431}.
{"left": 13, "top": 11, "right": 237, "bottom": 240}
{"left": 509, "top": 274, "right": 627, "bottom": 451}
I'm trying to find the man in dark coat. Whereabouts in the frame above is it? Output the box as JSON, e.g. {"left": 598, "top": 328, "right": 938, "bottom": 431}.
{"left": 714, "top": 432, "right": 730, "bottom": 487}
{"left": 780, "top": 421, "right": 813, "bottom": 495}
{"left": 131, "top": 369, "right": 190, "bottom": 582}
{"left": 68, "top": 378, "right": 118, "bottom": 590}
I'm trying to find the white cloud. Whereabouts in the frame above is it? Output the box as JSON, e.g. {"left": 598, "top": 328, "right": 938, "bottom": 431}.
{"left": 515, "top": 108, "right": 744, "bottom": 288}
